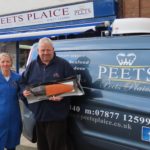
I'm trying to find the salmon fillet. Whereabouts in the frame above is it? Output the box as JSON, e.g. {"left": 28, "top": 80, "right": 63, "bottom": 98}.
{"left": 45, "top": 83, "right": 74, "bottom": 96}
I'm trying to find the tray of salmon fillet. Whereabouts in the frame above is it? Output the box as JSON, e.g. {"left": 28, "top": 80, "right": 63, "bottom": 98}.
{"left": 26, "top": 76, "right": 84, "bottom": 103}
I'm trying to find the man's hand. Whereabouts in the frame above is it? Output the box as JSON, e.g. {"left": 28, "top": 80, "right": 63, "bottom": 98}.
{"left": 49, "top": 96, "right": 63, "bottom": 102}
{"left": 23, "top": 90, "right": 32, "bottom": 97}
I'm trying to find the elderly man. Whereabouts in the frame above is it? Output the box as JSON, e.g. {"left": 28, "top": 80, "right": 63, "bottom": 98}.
{"left": 20, "top": 37, "right": 75, "bottom": 150}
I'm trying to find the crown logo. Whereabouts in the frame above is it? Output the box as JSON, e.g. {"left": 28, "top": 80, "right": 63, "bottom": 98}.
{"left": 116, "top": 53, "right": 136, "bottom": 66}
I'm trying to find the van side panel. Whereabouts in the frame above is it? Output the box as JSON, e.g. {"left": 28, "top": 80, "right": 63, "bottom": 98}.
{"left": 56, "top": 37, "right": 150, "bottom": 150}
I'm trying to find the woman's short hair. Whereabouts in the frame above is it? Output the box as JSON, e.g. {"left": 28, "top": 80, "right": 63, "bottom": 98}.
{"left": 0, "top": 52, "right": 13, "bottom": 64}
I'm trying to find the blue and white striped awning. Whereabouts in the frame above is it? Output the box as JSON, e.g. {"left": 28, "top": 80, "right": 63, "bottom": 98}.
{"left": 0, "top": 16, "right": 115, "bottom": 42}
{"left": 0, "top": 24, "right": 96, "bottom": 42}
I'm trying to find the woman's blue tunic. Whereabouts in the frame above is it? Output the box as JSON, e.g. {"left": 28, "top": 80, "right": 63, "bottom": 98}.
{"left": 0, "top": 71, "right": 22, "bottom": 149}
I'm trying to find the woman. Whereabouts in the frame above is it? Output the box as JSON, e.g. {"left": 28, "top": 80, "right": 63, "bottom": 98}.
{"left": 0, "top": 53, "right": 22, "bottom": 150}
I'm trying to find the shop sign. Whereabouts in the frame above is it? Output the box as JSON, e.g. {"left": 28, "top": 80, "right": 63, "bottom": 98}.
{"left": 0, "top": 2, "right": 94, "bottom": 29}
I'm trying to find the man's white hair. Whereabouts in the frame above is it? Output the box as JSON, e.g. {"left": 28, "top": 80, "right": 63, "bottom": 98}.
{"left": 38, "top": 37, "right": 54, "bottom": 47}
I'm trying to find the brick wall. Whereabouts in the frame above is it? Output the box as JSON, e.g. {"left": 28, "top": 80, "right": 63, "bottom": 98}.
{"left": 140, "top": 0, "right": 150, "bottom": 17}
{"left": 118, "top": 0, "right": 150, "bottom": 18}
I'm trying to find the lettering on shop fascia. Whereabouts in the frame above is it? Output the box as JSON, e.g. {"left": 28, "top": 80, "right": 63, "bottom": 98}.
{"left": 98, "top": 53, "right": 150, "bottom": 93}
{"left": 0, "top": 2, "right": 94, "bottom": 29}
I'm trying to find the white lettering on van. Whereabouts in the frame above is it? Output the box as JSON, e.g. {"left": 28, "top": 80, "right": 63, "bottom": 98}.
{"left": 132, "top": 68, "right": 145, "bottom": 80}
{"left": 98, "top": 66, "right": 107, "bottom": 79}
{"left": 98, "top": 53, "right": 150, "bottom": 83}
{"left": 109, "top": 67, "right": 118, "bottom": 79}
{"left": 98, "top": 65, "right": 150, "bottom": 82}
{"left": 146, "top": 68, "right": 150, "bottom": 81}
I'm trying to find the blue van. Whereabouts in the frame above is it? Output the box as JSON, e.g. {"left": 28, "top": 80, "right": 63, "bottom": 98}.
{"left": 26, "top": 19, "right": 150, "bottom": 150}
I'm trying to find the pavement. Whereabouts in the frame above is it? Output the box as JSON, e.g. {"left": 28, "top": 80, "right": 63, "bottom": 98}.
{"left": 16, "top": 135, "right": 37, "bottom": 150}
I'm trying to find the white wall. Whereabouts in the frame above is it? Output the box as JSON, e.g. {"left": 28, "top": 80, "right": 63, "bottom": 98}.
{"left": 0, "top": 0, "right": 86, "bottom": 15}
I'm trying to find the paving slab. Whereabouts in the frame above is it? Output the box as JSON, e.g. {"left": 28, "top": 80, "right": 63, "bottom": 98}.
{"left": 16, "top": 135, "right": 37, "bottom": 150}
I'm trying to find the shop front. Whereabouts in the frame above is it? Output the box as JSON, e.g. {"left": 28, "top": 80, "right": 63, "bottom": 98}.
{"left": 0, "top": 0, "right": 117, "bottom": 73}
